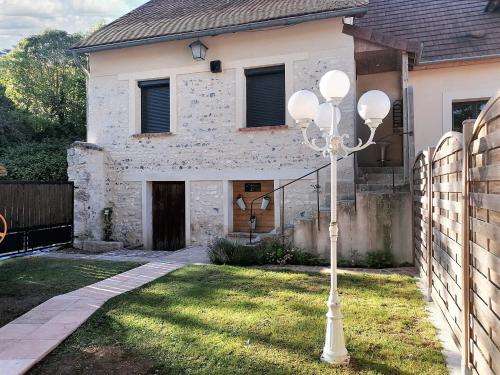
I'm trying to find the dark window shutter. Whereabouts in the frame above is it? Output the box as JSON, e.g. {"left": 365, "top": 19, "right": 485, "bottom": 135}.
{"left": 139, "top": 79, "right": 170, "bottom": 133}
{"left": 245, "top": 65, "right": 285, "bottom": 128}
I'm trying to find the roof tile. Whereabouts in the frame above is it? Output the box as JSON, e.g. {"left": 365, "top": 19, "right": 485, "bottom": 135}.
{"left": 355, "top": 0, "right": 500, "bottom": 63}
{"left": 73, "top": 0, "right": 367, "bottom": 51}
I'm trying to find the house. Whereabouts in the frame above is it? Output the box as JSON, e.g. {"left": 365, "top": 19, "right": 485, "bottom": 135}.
{"left": 69, "top": 0, "right": 500, "bottom": 262}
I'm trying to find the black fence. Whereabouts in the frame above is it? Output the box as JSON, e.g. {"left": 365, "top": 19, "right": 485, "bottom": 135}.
{"left": 0, "top": 182, "right": 74, "bottom": 256}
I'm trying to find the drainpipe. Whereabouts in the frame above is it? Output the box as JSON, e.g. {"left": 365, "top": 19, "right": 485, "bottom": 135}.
{"left": 401, "top": 52, "right": 410, "bottom": 182}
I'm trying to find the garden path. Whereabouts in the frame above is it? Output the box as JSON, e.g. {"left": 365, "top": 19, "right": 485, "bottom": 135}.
{"left": 0, "top": 246, "right": 208, "bottom": 375}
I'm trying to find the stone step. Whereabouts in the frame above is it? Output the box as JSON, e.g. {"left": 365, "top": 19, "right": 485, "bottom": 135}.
{"left": 360, "top": 173, "right": 405, "bottom": 185}
{"left": 226, "top": 232, "right": 261, "bottom": 245}
{"left": 356, "top": 183, "right": 410, "bottom": 193}
{"left": 358, "top": 166, "right": 404, "bottom": 174}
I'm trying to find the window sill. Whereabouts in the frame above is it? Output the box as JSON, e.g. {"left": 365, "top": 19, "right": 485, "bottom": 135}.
{"left": 238, "top": 125, "right": 288, "bottom": 132}
{"left": 130, "top": 132, "right": 174, "bottom": 139}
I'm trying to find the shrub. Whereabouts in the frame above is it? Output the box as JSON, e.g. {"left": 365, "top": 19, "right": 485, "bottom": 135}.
{"left": 208, "top": 237, "right": 328, "bottom": 266}
{"left": 260, "top": 238, "right": 328, "bottom": 266}
{"left": 365, "top": 250, "right": 394, "bottom": 269}
{"left": 208, "top": 238, "right": 265, "bottom": 266}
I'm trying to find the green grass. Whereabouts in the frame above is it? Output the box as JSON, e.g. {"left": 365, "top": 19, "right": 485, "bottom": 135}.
{"left": 31, "top": 265, "right": 447, "bottom": 375}
{"left": 0, "top": 256, "right": 142, "bottom": 327}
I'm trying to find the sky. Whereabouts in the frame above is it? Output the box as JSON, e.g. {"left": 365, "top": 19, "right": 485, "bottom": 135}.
{"left": 0, "top": 0, "right": 146, "bottom": 50}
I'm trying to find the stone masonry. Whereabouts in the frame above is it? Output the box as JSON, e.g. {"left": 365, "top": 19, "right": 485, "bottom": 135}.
{"left": 68, "top": 19, "right": 358, "bottom": 248}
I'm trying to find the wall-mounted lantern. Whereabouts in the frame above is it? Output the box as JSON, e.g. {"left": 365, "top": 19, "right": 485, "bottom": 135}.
{"left": 261, "top": 196, "right": 271, "bottom": 210}
{"left": 249, "top": 215, "right": 256, "bottom": 230}
{"left": 189, "top": 40, "right": 208, "bottom": 61}
{"left": 235, "top": 195, "right": 246, "bottom": 211}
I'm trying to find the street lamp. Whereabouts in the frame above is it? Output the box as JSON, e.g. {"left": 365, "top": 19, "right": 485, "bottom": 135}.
{"left": 287, "top": 70, "right": 390, "bottom": 365}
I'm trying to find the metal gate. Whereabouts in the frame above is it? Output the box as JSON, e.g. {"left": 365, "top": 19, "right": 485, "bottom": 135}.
{"left": 0, "top": 182, "right": 74, "bottom": 256}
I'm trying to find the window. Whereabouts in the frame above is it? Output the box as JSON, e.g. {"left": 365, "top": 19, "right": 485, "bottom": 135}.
{"left": 245, "top": 65, "right": 285, "bottom": 128}
{"left": 452, "top": 100, "right": 487, "bottom": 132}
{"left": 139, "top": 79, "right": 170, "bottom": 133}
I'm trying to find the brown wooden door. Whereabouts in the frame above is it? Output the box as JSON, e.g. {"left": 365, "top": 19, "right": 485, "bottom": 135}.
{"left": 233, "top": 180, "right": 274, "bottom": 233}
{"left": 153, "top": 182, "right": 185, "bottom": 251}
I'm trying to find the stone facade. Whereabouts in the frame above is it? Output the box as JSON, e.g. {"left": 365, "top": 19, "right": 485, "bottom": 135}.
{"left": 69, "top": 18, "right": 360, "bottom": 248}
{"left": 190, "top": 181, "right": 224, "bottom": 244}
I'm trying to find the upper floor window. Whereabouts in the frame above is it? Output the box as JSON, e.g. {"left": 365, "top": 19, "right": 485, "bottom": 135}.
{"left": 139, "top": 79, "right": 170, "bottom": 133}
{"left": 452, "top": 100, "right": 487, "bottom": 132}
{"left": 245, "top": 65, "right": 285, "bottom": 128}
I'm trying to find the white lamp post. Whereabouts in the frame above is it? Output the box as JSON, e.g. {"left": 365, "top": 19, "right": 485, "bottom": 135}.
{"left": 287, "top": 70, "right": 390, "bottom": 365}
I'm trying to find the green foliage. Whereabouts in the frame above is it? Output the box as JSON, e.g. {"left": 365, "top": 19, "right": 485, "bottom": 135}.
{"left": 208, "top": 237, "right": 327, "bottom": 266}
{"left": 365, "top": 250, "right": 394, "bottom": 269}
{"left": 338, "top": 249, "right": 395, "bottom": 268}
{"left": 0, "top": 29, "right": 88, "bottom": 181}
{"left": 0, "top": 140, "right": 70, "bottom": 181}
{"left": 208, "top": 238, "right": 265, "bottom": 266}
{"left": 0, "top": 30, "right": 86, "bottom": 133}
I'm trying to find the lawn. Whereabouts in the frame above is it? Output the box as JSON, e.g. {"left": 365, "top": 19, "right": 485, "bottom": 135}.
{"left": 30, "top": 265, "right": 447, "bottom": 375}
{"left": 0, "top": 256, "right": 142, "bottom": 327}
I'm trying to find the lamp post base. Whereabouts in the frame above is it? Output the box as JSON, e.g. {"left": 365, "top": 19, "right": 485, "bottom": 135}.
{"left": 321, "top": 351, "right": 350, "bottom": 365}
{"left": 320, "top": 291, "right": 350, "bottom": 366}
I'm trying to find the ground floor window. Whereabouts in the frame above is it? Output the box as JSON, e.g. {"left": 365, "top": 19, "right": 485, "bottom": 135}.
{"left": 452, "top": 100, "right": 487, "bottom": 132}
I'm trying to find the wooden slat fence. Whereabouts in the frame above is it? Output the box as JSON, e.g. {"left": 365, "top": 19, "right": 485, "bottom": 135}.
{"left": 412, "top": 149, "right": 432, "bottom": 297}
{"left": 0, "top": 182, "right": 74, "bottom": 255}
{"left": 468, "top": 93, "right": 500, "bottom": 375}
{"left": 431, "top": 132, "right": 464, "bottom": 346}
{"left": 411, "top": 91, "right": 500, "bottom": 375}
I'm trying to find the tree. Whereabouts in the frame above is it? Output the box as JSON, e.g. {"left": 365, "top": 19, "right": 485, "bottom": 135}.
{"left": 0, "top": 30, "right": 86, "bottom": 137}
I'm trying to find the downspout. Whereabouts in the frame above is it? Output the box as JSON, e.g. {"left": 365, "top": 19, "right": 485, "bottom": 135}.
{"left": 71, "top": 51, "right": 90, "bottom": 142}
{"left": 402, "top": 52, "right": 410, "bottom": 182}
{"left": 71, "top": 51, "right": 89, "bottom": 79}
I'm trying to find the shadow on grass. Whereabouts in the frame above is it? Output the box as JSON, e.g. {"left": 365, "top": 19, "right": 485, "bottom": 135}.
{"left": 31, "top": 265, "right": 444, "bottom": 375}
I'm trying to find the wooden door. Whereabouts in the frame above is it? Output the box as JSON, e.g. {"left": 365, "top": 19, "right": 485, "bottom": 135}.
{"left": 233, "top": 180, "right": 274, "bottom": 233}
{"left": 153, "top": 182, "right": 185, "bottom": 250}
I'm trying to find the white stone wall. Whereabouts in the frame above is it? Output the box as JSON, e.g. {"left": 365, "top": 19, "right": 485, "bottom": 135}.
{"left": 190, "top": 181, "right": 224, "bottom": 244}
{"left": 71, "top": 18, "right": 358, "bottom": 248}
{"left": 67, "top": 142, "right": 107, "bottom": 241}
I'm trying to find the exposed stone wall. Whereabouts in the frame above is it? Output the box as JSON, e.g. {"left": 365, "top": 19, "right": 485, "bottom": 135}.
{"left": 111, "top": 180, "right": 142, "bottom": 246}
{"left": 67, "top": 142, "right": 107, "bottom": 241}
{"left": 71, "top": 18, "right": 359, "bottom": 248}
{"left": 190, "top": 181, "right": 224, "bottom": 244}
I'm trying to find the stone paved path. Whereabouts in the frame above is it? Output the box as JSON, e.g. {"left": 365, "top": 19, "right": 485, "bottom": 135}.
{"left": 0, "top": 247, "right": 209, "bottom": 375}
{"left": 37, "top": 245, "right": 210, "bottom": 264}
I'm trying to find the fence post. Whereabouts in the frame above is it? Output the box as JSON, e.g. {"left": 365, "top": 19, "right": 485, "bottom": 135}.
{"left": 461, "top": 119, "right": 474, "bottom": 374}
{"left": 426, "top": 146, "right": 435, "bottom": 301}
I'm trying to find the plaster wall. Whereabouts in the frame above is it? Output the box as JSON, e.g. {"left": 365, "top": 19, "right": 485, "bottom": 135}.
{"left": 356, "top": 71, "right": 403, "bottom": 167}
{"left": 294, "top": 191, "right": 413, "bottom": 264}
{"left": 410, "top": 60, "right": 500, "bottom": 153}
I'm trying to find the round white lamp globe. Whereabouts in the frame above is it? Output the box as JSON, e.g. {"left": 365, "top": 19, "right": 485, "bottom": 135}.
{"left": 319, "top": 70, "right": 350, "bottom": 101}
{"left": 357, "top": 90, "right": 391, "bottom": 128}
{"left": 314, "top": 103, "right": 341, "bottom": 133}
{"left": 287, "top": 90, "right": 319, "bottom": 125}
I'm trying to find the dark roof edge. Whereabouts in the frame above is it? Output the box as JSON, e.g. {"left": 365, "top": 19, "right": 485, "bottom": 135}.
{"left": 342, "top": 24, "right": 422, "bottom": 55}
{"left": 418, "top": 53, "right": 500, "bottom": 66}
{"left": 70, "top": 6, "right": 367, "bottom": 54}
{"left": 485, "top": 0, "right": 500, "bottom": 12}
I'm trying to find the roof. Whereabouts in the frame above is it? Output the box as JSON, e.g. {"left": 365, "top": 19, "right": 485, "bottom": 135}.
{"left": 355, "top": 0, "right": 500, "bottom": 64}
{"left": 72, "top": 0, "right": 368, "bottom": 53}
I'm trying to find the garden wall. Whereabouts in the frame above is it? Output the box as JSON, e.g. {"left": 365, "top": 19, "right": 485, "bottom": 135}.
{"left": 411, "top": 92, "right": 500, "bottom": 375}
